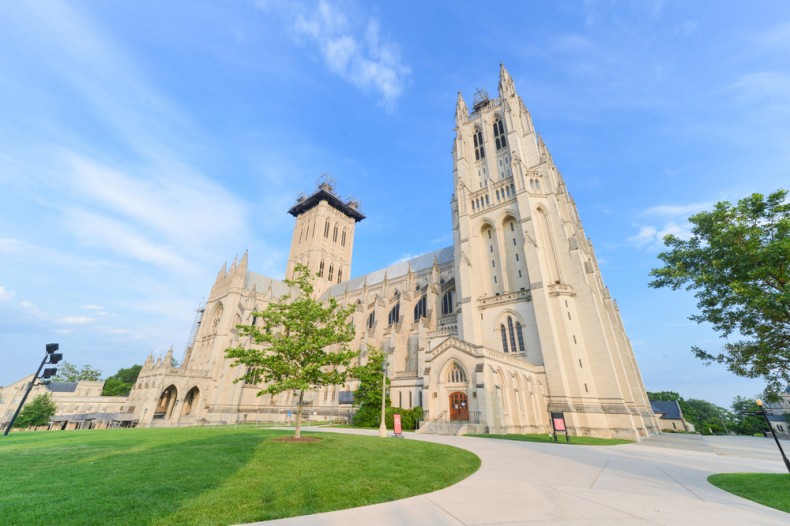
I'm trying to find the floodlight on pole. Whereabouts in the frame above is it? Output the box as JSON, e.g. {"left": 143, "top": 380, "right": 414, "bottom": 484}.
{"left": 3, "top": 343, "right": 62, "bottom": 436}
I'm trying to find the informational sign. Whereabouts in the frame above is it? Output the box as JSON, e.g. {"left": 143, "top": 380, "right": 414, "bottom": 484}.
{"left": 393, "top": 414, "right": 402, "bottom": 435}
{"left": 550, "top": 412, "right": 569, "bottom": 443}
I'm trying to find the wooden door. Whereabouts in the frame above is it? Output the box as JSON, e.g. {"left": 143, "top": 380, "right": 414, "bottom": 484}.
{"left": 449, "top": 392, "right": 469, "bottom": 421}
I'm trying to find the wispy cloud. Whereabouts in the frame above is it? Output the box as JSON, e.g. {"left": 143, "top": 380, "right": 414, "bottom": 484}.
{"left": 260, "top": 0, "right": 411, "bottom": 110}
{"left": 627, "top": 201, "right": 711, "bottom": 249}
{"left": 57, "top": 315, "right": 94, "bottom": 325}
{"left": 0, "top": 286, "right": 14, "bottom": 301}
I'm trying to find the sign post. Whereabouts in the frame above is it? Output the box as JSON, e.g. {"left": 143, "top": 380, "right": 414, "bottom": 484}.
{"left": 393, "top": 414, "right": 403, "bottom": 438}
{"left": 550, "top": 412, "right": 569, "bottom": 443}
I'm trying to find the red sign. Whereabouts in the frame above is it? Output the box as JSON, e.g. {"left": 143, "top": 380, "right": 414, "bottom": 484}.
{"left": 553, "top": 417, "right": 566, "bottom": 432}
{"left": 394, "top": 414, "right": 402, "bottom": 435}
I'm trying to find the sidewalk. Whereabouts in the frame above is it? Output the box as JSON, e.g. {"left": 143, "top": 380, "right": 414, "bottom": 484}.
{"left": 246, "top": 429, "right": 788, "bottom": 526}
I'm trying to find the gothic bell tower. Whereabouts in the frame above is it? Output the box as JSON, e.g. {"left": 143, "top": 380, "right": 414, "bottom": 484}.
{"left": 451, "top": 65, "right": 658, "bottom": 438}
{"left": 286, "top": 178, "right": 365, "bottom": 296}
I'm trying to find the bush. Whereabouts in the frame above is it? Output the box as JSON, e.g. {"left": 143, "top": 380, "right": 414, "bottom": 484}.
{"left": 385, "top": 407, "right": 424, "bottom": 431}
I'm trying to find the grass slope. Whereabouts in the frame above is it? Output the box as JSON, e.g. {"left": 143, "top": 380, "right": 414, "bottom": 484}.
{"left": 0, "top": 427, "right": 480, "bottom": 525}
{"left": 467, "top": 433, "right": 632, "bottom": 445}
{"left": 708, "top": 473, "right": 790, "bottom": 513}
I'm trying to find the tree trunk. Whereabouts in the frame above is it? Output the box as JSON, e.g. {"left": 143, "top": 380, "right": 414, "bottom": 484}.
{"left": 294, "top": 390, "right": 304, "bottom": 439}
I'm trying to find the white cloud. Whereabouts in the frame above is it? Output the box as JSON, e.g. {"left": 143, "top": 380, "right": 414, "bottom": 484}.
{"left": 0, "top": 238, "right": 31, "bottom": 253}
{"left": 627, "top": 201, "right": 706, "bottom": 249}
{"left": 641, "top": 202, "right": 711, "bottom": 218}
{"left": 287, "top": 1, "right": 411, "bottom": 109}
{"left": 0, "top": 286, "right": 14, "bottom": 301}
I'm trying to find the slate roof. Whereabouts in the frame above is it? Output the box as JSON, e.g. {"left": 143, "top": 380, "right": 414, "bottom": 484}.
{"left": 245, "top": 272, "right": 294, "bottom": 298}
{"left": 649, "top": 400, "right": 683, "bottom": 420}
{"left": 322, "top": 245, "right": 455, "bottom": 299}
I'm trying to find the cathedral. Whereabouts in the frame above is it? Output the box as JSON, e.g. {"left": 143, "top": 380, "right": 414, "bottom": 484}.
{"left": 123, "top": 65, "right": 660, "bottom": 440}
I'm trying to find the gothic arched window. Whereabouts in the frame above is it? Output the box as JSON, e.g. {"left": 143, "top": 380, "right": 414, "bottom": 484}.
{"left": 494, "top": 117, "right": 507, "bottom": 150}
{"left": 324, "top": 221, "right": 330, "bottom": 238}
{"left": 367, "top": 311, "right": 376, "bottom": 329}
{"left": 333, "top": 224, "right": 338, "bottom": 242}
{"left": 328, "top": 264, "right": 334, "bottom": 282}
{"left": 318, "top": 260, "right": 325, "bottom": 277}
{"left": 442, "top": 290, "right": 455, "bottom": 315}
{"left": 341, "top": 229, "right": 346, "bottom": 247}
{"left": 516, "top": 321, "right": 526, "bottom": 353}
{"left": 413, "top": 295, "right": 427, "bottom": 321}
{"left": 500, "top": 324, "right": 509, "bottom": 353}
{"left": 388, "top": 304, "right": 400, "bottom": 325}
{"left": 448, "top": 363, "right": 467, "bottom": 383}
{"left": 337, "top": 269, "right": 342, "bottom": 284}
{"left": 508, "top": 317, "right": 517, "bottom": 354}
{"left": 473, "top": 128, "right": 485, "bottom": 160}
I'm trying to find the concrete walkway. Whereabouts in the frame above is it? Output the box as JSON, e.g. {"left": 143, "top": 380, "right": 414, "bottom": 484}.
{"left": 247, "top": 429, "right": 789, "bottom": 526}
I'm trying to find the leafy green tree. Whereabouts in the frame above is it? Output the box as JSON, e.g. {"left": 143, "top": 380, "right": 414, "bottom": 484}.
{"left": 14, "top": 393, "right": 57, "bottom": 428}
{"left": 225, "top": 264, "right": 358, "bottom": 439}
{"left": 649, "top": 189, "right": 790, "bottom": 392}
{"left": 101, "top": 365, "right": 143, "bottom": 396}
{"left": 52, "top": 361, "right": 102, "bottom": 382}
{"left": 683, "top": 398, "right": 733, "bottom": 435}
{"left": 350, "top": 346, "right": 390, "bottom": 427}
{"left": 731, "top": 396, "right": 769, "bottom": 436}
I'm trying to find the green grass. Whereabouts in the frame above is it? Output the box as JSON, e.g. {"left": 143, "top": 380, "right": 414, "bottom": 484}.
{"left": 466, "top": 433, "right": 633, "bottom": 446}
{"left": 0, "top": 427, "right": 480, "bottom": 525}
{"left": 708, "top": 473, "right": 790, "bottom": 513}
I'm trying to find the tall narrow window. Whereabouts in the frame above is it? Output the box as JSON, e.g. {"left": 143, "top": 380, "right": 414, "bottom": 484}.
{"left": 473, "top": 128, "right": 485, "bottom": 160}
{"left": 507, "top": 317, "right": 517, "bottom": 355}
{"left": 324, "top": 221, "right": 330, "bottom": 237}
{"left": 413, "top": 295, "right": 427, "bottom": 321}
{"left": 500, "top": 324, "right": 509, "bottom": 353}
{"left": 328, "top": 264, "right": 334, "bottom": 282}
{"left": 341, "top": 229, "right": 346, "bottom": 247}
{"left": 367, "top": 312, "right": 376, "bottom": 328}
{"left": 388, "top": 304, "right": 400, "bottom": 325}
{"left": 333, "top": 224, "right": 338, "bottom": 242}
{"left": 516, "top": 322, "right": 526, "bottom": 353}
{"left": 494, "top": 118, "right": 507, "bottom": 150}
{"left": 442, "top": 290, "right": 455, "bottom": 315}
{"left": 337, "top": 269, "right": 342, "bottom": 284}
{"left": 318, "top": 260, "right": 325, "bottom": 277}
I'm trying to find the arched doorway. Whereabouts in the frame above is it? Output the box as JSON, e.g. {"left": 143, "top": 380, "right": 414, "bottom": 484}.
{"left": 155, "top": 385, "right": 178, "bottom": 419}
{"left": 181, "top": 387, "right": 200, "bottom": 416}
{"left": 449, "top": 392, "right": 469, "bottom": 421}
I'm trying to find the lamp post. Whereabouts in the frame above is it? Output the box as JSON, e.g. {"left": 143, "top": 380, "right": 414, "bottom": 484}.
{"left": 379, "top": 359, "right": 388, "bottom": 438}
{"left": 4, "top": 343, "right": 62, "bottom": 436}
{"left": 756, "top": 399, "right": 790, "bottom": 474}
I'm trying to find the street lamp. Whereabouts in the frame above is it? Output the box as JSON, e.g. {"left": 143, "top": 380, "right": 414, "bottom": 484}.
{"left": 3, "top": 343, "right": 62, "bottom": 436}
{"left": 379, "top": 359, "right": 388, "bottom": 438}
{"left": 755, "top": 399, "right": 790, "bottom": 474}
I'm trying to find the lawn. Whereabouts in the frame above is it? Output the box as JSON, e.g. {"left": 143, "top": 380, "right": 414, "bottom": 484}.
{"left": 0, "top": 427, "right": 480, "bottom": 525}
{"left": 466, "top": 433, "right": 633, "bottom": 446}
{"left": 708, "top": 473, "right": 790, "bottom": 513}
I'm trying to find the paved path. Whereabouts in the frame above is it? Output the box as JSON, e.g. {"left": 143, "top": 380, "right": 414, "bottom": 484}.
{"left": 246, "top": 429, "right": 789, "bottom": 526}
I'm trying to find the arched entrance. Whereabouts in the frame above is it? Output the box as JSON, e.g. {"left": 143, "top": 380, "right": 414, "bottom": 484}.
{"left": 181, "top": 387, "right": 200, "bottom": 416}
{"left": 449, "top": 392, "right": 469, "bottom": 421}
{"left": 155, "top": 385, "right": 178, "bottom": 419}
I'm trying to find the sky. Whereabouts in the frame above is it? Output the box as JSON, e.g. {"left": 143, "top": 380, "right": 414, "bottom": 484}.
{"left": 1, "top": 1, "right": 788, "bottom": 409}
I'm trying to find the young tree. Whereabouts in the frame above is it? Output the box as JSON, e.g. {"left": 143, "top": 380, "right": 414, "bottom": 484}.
{"left": 101, "top": 365, "right": 143, "bottom": 396}
{"left": 649, "top": 189, "right": 790, "bottom": 392}
{"left": 350, "top": 346, "right": 390, "bottom": 427}
{"left": 225, "top": 264, "right": 358, "bottom": 439}
{"left": 52, "top": 361, "right": 102, "bottom": 382}
{"left": 14, "top": 393, "right": 57, "bottom": 429}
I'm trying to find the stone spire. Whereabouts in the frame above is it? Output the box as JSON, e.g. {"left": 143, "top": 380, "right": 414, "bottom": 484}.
{"left": 498, "top": 63, "right": 516, "bottom": 98}
{"left": 455, "top": 92, "right": 468, "bottom": 124}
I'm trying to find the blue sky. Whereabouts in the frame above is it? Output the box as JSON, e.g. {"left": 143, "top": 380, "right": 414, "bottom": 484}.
{"left": 1, "top": 1, "right": 787, "bottom": 408}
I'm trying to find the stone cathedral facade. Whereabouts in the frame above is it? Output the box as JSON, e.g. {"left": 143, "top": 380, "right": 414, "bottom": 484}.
{"left": 123, "top": 66, "right": 659, "bottom": 440}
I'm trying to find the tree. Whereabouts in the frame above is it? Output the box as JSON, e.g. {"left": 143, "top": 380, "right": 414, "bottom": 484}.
{"left": 730, "top": 396, "right": 769, "bottom": 436}
{"left": 225, "top": 264, "right": 358, "bottom": 439}
{"left": 350, "top": 346, "right": 390, "bottom": 427}
{"left": 14, "top": 393, "right": 57, "bottom": 429}
{"left": 649, "top": 189, "right": 790, "bottom": 392}
{"left": 101, "top": 364, "right": 143, "bottom": 396}
{"left": 52, "top": 361, "right": 102, "bottom": 382}
{"left": 683, "top": 398, "right": 733, "bottom": 435}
